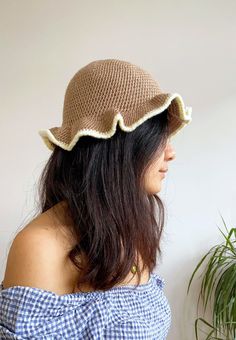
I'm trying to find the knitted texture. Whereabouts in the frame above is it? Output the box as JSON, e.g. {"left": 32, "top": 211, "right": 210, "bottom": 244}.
{"left": 38, "top": 59, "right": 192, "bottom": 151}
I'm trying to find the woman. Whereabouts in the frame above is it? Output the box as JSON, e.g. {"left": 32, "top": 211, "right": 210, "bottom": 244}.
{"left": 0, "top": 58, "right": 192, "bottom": 339}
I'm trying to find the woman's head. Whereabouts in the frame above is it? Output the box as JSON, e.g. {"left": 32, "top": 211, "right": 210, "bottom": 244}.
{"left": 37, "top": 108, "right": 172, "bottom": 290}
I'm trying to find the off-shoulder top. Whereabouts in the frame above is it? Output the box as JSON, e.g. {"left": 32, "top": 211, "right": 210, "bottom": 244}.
{"left": 0, "top": 272, "right": 171, "bottom": 339}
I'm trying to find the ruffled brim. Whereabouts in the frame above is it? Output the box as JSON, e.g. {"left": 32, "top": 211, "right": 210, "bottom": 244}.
{"left": 38, "top": 92, "right": 192, "bottom": 151}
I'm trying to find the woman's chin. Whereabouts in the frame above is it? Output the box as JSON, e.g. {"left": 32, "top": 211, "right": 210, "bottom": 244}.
{"left": 146, "top": 183, "right": 162, "bottom": 195}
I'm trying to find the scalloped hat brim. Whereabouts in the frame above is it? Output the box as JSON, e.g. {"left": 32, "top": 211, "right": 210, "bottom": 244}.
{"left": 38, "top": 92, "right": 192, "bottom": 152}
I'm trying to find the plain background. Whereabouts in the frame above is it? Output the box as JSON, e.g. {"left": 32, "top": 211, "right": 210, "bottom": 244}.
{"left": 1, "top": 1, "right": 236, "bottom": 339}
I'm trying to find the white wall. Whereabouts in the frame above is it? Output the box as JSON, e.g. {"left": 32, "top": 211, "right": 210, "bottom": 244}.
{"left": 1, "top": 1, "right": 236, "bottom": 339}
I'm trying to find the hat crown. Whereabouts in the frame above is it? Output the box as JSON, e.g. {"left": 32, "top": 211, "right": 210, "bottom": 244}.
{"left": 62, "top": 59, "right": 162, "bottom": 125}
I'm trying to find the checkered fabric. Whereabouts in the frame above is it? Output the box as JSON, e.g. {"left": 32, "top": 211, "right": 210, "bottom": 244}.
{"left": 0, "top": 272, "right": 171, "bottom": 339}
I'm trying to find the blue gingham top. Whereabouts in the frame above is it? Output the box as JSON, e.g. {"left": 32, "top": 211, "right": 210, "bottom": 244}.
{"left": 0, "top": 271, "right": 171, "bottom": 339}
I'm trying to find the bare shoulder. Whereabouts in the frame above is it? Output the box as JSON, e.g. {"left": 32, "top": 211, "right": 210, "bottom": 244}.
{"left": 2, "top": 208, "right": 79, "bottom": 295}
{"left": 2, "top": 202, "right": 150, "bottom": 294}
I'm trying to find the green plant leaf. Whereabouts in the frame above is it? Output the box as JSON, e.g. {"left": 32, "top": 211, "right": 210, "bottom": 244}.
{"left": 194, "top": 317, "right": 226, "bottom": 340}
{"left": 217, "top": 226, "right": 236, "bottom": 256}
{"left": 187, "top": 245, "right": 219, "bottom": 295}
{"left": 188, "top": 215, "right": 236, "bottom": 339}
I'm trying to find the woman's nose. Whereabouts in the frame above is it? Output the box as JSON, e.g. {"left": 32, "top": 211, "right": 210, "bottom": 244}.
{"left": 165, "top": 143, "right": 176, "bottom": 161}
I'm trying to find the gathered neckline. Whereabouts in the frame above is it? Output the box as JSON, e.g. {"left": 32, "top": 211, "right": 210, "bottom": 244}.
{"left": 0, "top": 272, "right": 163, "bottom": 298}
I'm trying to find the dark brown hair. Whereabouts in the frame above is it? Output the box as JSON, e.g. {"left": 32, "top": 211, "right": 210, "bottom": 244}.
{"left": 36, "top": 109, "right": 170, "bottom": 291}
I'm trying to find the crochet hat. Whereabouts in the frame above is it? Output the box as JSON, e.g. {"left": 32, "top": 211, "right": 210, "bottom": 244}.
{"left": 38, "top": 58, "right": 192, "bottom": 151}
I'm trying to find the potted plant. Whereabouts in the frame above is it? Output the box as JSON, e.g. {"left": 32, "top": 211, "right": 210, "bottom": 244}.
{"left": 187, "top": 214, "right": 236, "bottom": 340}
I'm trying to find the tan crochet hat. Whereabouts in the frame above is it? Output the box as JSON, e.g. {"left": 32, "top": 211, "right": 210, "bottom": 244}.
{"left": 38, "top": 58, "right": 192, "bottom": 151}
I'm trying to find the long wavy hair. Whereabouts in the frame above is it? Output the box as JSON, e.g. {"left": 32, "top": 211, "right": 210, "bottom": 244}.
{"left": 36, "top": 108, "right": 170, "bottom": 291}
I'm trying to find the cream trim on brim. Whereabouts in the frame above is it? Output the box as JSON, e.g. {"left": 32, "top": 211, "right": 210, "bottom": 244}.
{"left": 38, "top": 93, "right": 192, "bottom": 151}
